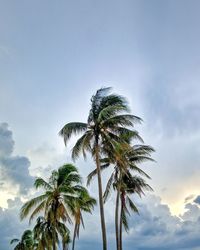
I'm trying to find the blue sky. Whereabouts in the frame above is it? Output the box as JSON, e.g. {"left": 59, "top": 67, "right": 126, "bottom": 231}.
{"left": 1, "top": 0, "right": 200, "bottom": 249}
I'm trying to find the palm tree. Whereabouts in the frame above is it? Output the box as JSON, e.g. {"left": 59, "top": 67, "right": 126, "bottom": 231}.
{"left": 20, "top": 164, "right": 82, "bottom": 249}
{"left": 88, "top": 142, "right": 154, "bottom": 250}
{"left": 33, "top": 214, "right": 70, "bottom": 250}
{"left": 68, "top": 187, "right": 96, "bottom": 250}
{"left": 119, "top": 173, "right": 152, "bottom": 250}
{"left": 33, "top": 216, "right": 58, "bottom": 250}
{"left": 20, "top": 164, "right": 82, "bottom": 225}
{"left": 59, "top": 87, "right": 142, "bottom": 250}
{"left": 10, "top": 230, "right": 34, "bottom": 250}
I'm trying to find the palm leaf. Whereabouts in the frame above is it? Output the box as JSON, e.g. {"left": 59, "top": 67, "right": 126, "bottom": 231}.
{"left": 102, "top": 114, "right": 142, "bottom": 128}
{"left": 20, "top": 194, "right": 48, "bottom": 220}
{"left": 127, "top": 196, "right": 139, "bottom": 214}
{"left": 10, "top": 239, "right": 19, "bottom": 244}
{"left": 87, "top": 163, "right": 109, "bottom": 186}
{"left": 121, "top": 208, "right": 129, "bottom": 232}
{"left": 103, "top": 172, "right": 115, "bottom": 203}
{"left": 34, "top": 178, "right": 52, "bottom": 190}
{"left": 29, "top": 200, "right": 47, "bottom": 224}
{"left": 59, "top": 122, "right": 87, "bottom": 145}
{"left": 72, "top": 130, "right": 93, "bottom": 160}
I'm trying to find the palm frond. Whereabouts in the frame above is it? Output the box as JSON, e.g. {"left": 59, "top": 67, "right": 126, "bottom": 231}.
{"left": 127, "top": 197, "right": 139, "bottom": 214}
{"left": 98, "top": 94, "right": 129, "bottom": 114}
{"left": 88, "top": 87, "right": 112, "bottom": 123}
{"left": 10, "top": 239, "right": 19, "bottom": 244}
{"left": 59, "top": 122, "right": 87, "bottom": 145}
{"left": 34, "top": 178, "right": 52, "bottom": 190}
{"left": 121, "top": 208, "right": 129, "bottom": 232}
{"left": 29, "top": 200, "right": 47, "bottom": 224}
{"left": 114, "top": 128, "right": 144, "bottom": 143}
{"left": 20, "top": 194, "right": 48, "bottom": 220}
{"left": 129, "top": 164, "right": 151, "bottom": 179}
{"left": 72, "top": 131, "right": 93, "bottom": 160}
{"left": 98, "top": 105, "right": 129, "bottom": 123}
{"left": 102, "top": 114, "right": 142, "bottom": 128}
{"left": 103, "top": 172, "right": 115, "bottom": 203}
{"left": 87, "top": 163, "right": 109, "bottom": 186}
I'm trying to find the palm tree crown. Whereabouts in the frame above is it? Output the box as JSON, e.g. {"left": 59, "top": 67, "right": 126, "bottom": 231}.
{"left": 20, "top": 164, "right": 82, "bottom": 224}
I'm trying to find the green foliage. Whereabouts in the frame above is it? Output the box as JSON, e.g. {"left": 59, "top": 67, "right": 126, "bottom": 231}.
{"left": 10, "top": 230, "right": 34, "bottom": 250}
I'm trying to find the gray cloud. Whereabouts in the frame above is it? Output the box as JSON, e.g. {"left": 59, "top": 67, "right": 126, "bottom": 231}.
{"left": 2, "top": 193, "right": 200, "bottom": 250}
{"left": 0, "top": 123, "right": 34, "bottom": 195}
{"left": 194, "top": 195, "right": 200, "bottom": 205}
{"left": 72, "top": 194, "right": 200, "bottom": 250}
{"left": 0, "top": 123, "right": 14, "bottom": 157}
{"left": 0, "top": 198, "right": 28, "bottom": 250}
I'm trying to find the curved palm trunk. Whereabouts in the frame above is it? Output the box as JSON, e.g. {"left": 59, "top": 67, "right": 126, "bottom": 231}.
{"left": 115, "top": 188, "right": 120, "bottom": 250}
{"left": 72, "top": 223, "right": 77, "bottom": 250}
{"left": 119, "top": 193, "right": 124, "bottom": 250}
{"left": 95, "top": 137, "right": 107, "bottom": 250}
{"left": 53, "top": 242, "right": 57, "bottom": 250}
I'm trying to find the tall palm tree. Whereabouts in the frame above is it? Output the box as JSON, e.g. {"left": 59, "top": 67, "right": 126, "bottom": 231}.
{"left": 10, "top": 230, "right": 34, "bottom": 250}
{"left": 59, "top": 87, "right": 141, "bottom": 250}
{"left": 88, "top": 142, "right": 154, "bottom": 250}
{"left": 68, "top": 187, "right": 96, "bottom": 250}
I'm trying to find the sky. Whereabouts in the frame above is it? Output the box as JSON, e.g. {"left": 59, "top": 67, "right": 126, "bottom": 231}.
{"left": 0, "top": 0, "right": 200, "bottom": 249}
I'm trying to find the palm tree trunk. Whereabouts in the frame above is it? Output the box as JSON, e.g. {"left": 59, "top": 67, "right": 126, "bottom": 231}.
{"left": 119, "top": 194, "right": 123, "bottom": 250}
{"left": 95, "top": 136, "right": 107, "bottom": 250}
{"left": 53, "top": 242, "right": 57, "bottom": 250}
{"left": 72, "top": 223, "right": 77, "bottom": 250}
{"left": 115, "top": 188, "right": 120, "bottom": 250}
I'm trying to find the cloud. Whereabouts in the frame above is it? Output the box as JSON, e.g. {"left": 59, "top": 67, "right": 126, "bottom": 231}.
{"left": 0, "top": 198, "right": 28, "bottom": 250}
{"left": 194, "top": 195, "right": 200, "bottom": 205}
{"left": 2, "top": 193, "right": 200, "bottom": 250}
{"left": 0, "top": 123, "right": 34, "bottom": 196}
{"left": 1, "top": 124, "right": 200, "bottom": 250}
{"left": 0, "top": 123, "right": 14, "bottom": 157}
{"left": 71, "top": 193, "right": 200, "bottom": 250}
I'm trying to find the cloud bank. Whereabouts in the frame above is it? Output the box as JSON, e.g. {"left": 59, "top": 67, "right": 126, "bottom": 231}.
{"left": 0, "top": 123, "right": 34, "bottom": 196}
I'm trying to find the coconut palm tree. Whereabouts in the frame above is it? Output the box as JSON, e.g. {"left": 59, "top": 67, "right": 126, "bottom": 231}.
{"left": 118, "top": 173, "right": 152, "bottom": 250}
{"left": 20, "top": 164, "right": 83, "bottom": 249}
{"left": 10, "top": 230, "right": 34, "bottom": 250}
{"left": 59, "top": 87, "right": 142, "bottom": 250}
{"left": 20, "top": 164, "right": 82, "bottom": 225}
{"left": 33, "top": 216, "right": 58, "bottom": 250}
{"left": 33, "top": 214, "right": 70, "bottom": 250}
{"left": 68, "top": 187, "right": 96, "bottom": 250}
{"left": 87, "top": 141, "right": 154, "bottom": 250}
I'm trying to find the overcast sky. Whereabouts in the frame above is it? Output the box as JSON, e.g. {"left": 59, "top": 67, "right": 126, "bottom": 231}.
{"left": 1, "top": 0, "right": 200, "bottom": 249}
